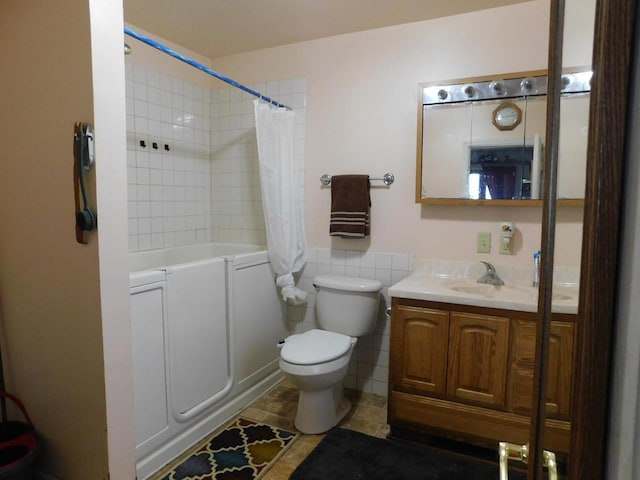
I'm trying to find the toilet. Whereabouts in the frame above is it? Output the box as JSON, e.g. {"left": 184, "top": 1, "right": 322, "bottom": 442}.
{"left": 279, "top": 275, "right": 382, "bottom": 434}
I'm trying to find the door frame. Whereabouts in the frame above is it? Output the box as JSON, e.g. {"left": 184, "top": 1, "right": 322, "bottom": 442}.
{"left": 565, "top": 0, "right": 637, "bottom": 478}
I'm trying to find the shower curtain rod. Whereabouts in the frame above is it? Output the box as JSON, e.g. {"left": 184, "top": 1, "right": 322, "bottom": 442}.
{"left": 124, "top": 26, "right": 291, "bottom": 110}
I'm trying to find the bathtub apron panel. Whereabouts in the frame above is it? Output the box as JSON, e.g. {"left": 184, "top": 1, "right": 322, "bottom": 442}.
{"left": 129, "top": 245, "right": 286, "bottom": 479}
{"left": 130, "top": 278, "right": 169, "bottom": 452}
{"left": 232, "top": 256, "right": 287, "bottom": 389}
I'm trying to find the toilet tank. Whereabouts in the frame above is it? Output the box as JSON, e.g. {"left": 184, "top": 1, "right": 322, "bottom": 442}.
{"left": 313, "top": 275, "right": 382, "bottom": 337}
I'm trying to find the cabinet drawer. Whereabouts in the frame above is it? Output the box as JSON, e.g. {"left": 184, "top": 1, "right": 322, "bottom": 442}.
{"left": 513, "top": 320, "right": 537, "bottom": 364}
{"left": 510, "top": 365, "right": 535, "bottom": 414}
{"left": 510, "top": 320, "right": 575, "bottom": 418}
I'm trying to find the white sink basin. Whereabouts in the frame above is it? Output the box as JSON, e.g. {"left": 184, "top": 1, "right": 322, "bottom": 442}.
{"left": 448, "top": 284, "right": 496, "bottom": 295}
{"left": 550, "top": 287, "right": 576, "bottom": 302}
{"left": 446, "top": 281, "right": 575, "bottom": 302}
{"left": 388, "top": 273, "right": 578, "bottom": 314}
{"left": 446, "top": 282, "right": 527, "bottom": 296}
{"left": 444, "top": 281, "right": 535, "bottom": 303}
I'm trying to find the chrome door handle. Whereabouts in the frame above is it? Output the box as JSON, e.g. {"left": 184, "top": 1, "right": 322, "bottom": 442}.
{"left": 543, "top": 450, "right": 558, "bottom": 480}
{"left": 498, "top": 442, "right": 557, "bottom": 480}
{"left": 499, "top": 442, "right": 528, "bottom": 480}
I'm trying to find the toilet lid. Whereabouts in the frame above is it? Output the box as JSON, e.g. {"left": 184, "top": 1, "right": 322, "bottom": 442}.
{"left": 281, "top": 329, "right": 352, "bottom": 365}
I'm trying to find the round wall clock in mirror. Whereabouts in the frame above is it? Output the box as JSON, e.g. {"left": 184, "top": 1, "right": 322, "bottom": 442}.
{"left": 492, "top": 102, "right": 522, "bottom": 131}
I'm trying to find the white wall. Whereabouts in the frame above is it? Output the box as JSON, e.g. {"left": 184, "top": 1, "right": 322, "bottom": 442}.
{"left": 0, "top": 1, "right": 134, "bottom": 477}
{"left": 90, "top": 1, "right": 137, "bottom": 477}
{"left": 209, "top": 0, "right": 590, "bottom": 268}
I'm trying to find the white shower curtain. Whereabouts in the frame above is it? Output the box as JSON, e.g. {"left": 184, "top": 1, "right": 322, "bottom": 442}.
{"left": 254, "top": 100, "right": 308, "bottom": 304}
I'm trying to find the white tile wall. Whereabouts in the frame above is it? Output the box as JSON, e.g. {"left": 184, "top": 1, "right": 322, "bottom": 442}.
{"left": 288, "top": 247, "right": 415, "bottom": 397}
{"left": 126, "top": 63, "right": 212, "bottom": 251}
{"left": 210, "top": 79, "right": 306, "bottom": 245}
{"left": 125, "top": 60, "right": 306, "bottom": 252}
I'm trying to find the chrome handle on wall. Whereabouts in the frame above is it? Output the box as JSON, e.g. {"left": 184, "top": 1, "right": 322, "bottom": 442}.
{"left": 498, "top": 442, "right": 557, "bottom": 480}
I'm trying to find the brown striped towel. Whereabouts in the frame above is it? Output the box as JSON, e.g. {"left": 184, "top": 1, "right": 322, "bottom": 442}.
{"left": 329, "top": 175, "right": 371, "bottom": 238}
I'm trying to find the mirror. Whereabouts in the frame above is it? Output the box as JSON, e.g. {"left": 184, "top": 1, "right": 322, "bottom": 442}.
{"left": 417, "top": 70, "right": 591, "bottom": 204}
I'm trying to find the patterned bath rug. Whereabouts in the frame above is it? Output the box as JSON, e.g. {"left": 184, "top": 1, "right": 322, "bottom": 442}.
{"left": 155, "top": 417, "right": 298, "bottom": 480}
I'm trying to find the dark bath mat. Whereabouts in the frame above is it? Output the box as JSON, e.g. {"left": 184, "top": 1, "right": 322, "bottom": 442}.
{"left": 290, "top": 428, "right": 526, "bottom": 480}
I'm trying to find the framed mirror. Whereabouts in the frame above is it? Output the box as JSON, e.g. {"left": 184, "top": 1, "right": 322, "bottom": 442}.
{"left": 416, "top": 70, "right": 591, "bottom": 205}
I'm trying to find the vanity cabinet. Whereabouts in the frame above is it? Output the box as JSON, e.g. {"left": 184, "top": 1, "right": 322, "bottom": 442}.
{"left": 389, "top": 298, "right": 576, "bottom": 452}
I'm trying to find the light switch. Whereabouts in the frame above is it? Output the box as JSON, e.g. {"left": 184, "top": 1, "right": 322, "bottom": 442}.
{"left": 477, "top": 232, "right": 491, "bottom": 253}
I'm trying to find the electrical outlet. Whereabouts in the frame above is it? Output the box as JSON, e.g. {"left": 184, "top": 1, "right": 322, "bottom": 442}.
{"left": 499, "top": 237, "right": 514, "bottom": 255}
{"left": 477, "top": 232, "right": 491, "bottom": 253}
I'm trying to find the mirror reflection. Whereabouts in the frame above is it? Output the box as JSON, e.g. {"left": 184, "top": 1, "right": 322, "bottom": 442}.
{"left": 417, "top": 71, "right": 591, "bottom": 203}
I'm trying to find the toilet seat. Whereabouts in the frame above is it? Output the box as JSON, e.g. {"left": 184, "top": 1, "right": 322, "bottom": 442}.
{"left": 281, "top": 329, "right": 352, "bottom": 365}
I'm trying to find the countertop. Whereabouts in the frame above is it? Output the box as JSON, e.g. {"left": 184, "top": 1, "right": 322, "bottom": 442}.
{"left": 388, "top": 260, "right": 579, "bottom": 314}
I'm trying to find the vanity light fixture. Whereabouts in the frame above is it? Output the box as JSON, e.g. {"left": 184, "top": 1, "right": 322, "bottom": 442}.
{"left": 420, "top": 70, "right": 591, "bottom": 106}
{"left": 584, "top": 71, "right": 593, "bottom": 89}
{"left": 520, "top": 77, "right": 537, "bottom": 94}
{"left": 463, "top": 84, "right": 476, "bottom": 98}
{"left": 490, "top": 79, "right": 506, "bottom": 96}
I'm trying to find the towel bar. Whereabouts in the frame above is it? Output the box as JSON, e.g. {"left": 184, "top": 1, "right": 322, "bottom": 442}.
{"left": 320, "top": 173, "right": 394, "bottom": 186}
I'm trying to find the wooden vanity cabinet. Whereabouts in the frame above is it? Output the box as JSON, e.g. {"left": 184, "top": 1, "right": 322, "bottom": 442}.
{"left": 388, "top": 297, "right": 576, "bottom": 452}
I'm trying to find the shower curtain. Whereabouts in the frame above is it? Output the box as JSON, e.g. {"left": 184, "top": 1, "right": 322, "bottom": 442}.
{"left": 254, "top": 100, "right": 308, "bottom": 304}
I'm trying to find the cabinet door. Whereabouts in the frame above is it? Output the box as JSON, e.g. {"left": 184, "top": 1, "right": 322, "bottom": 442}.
{"left": 391, "top": 305, "right": 449, "bottom": 395}
{"left": 510, "top": 320, "right": 575, "bottom": 418}
{"left": 447, "top": 312, "right": 510, "bottom": 407}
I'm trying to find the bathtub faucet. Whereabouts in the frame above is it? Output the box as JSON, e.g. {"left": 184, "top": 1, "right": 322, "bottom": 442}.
{"left": 477, "top": 261, "right": 505, "bottom": 286}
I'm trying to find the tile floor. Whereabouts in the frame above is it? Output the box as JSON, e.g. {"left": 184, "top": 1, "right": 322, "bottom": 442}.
{"left": 240, "top": 378, "right": 390, "bottom": 479}
{"left": 148, "top": 378, "right": 389, "bottom": 479}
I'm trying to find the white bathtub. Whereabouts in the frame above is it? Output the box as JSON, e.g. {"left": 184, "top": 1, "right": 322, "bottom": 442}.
{"left": 129, "top": 243, "right": 288, "bottom": 479}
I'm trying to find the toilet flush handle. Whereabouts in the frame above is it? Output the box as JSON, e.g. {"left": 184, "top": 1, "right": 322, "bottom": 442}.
{"left": 385, "top": 307, "right": 391, "bottom": 317}
{"left": 277, "top": 339, "right": 286, "bottom": 349}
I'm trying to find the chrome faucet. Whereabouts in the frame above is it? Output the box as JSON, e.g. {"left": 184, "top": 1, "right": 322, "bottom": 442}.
{"left": 477, "top": 261, "right": 505, "bottom": 286}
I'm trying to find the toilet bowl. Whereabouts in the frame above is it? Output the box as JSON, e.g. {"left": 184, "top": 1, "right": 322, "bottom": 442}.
{"left": 278, "top": 275, "right": 382, "bottom": 434}
{"left": 279, "top": 329, "right": 356, "bottom": 434}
